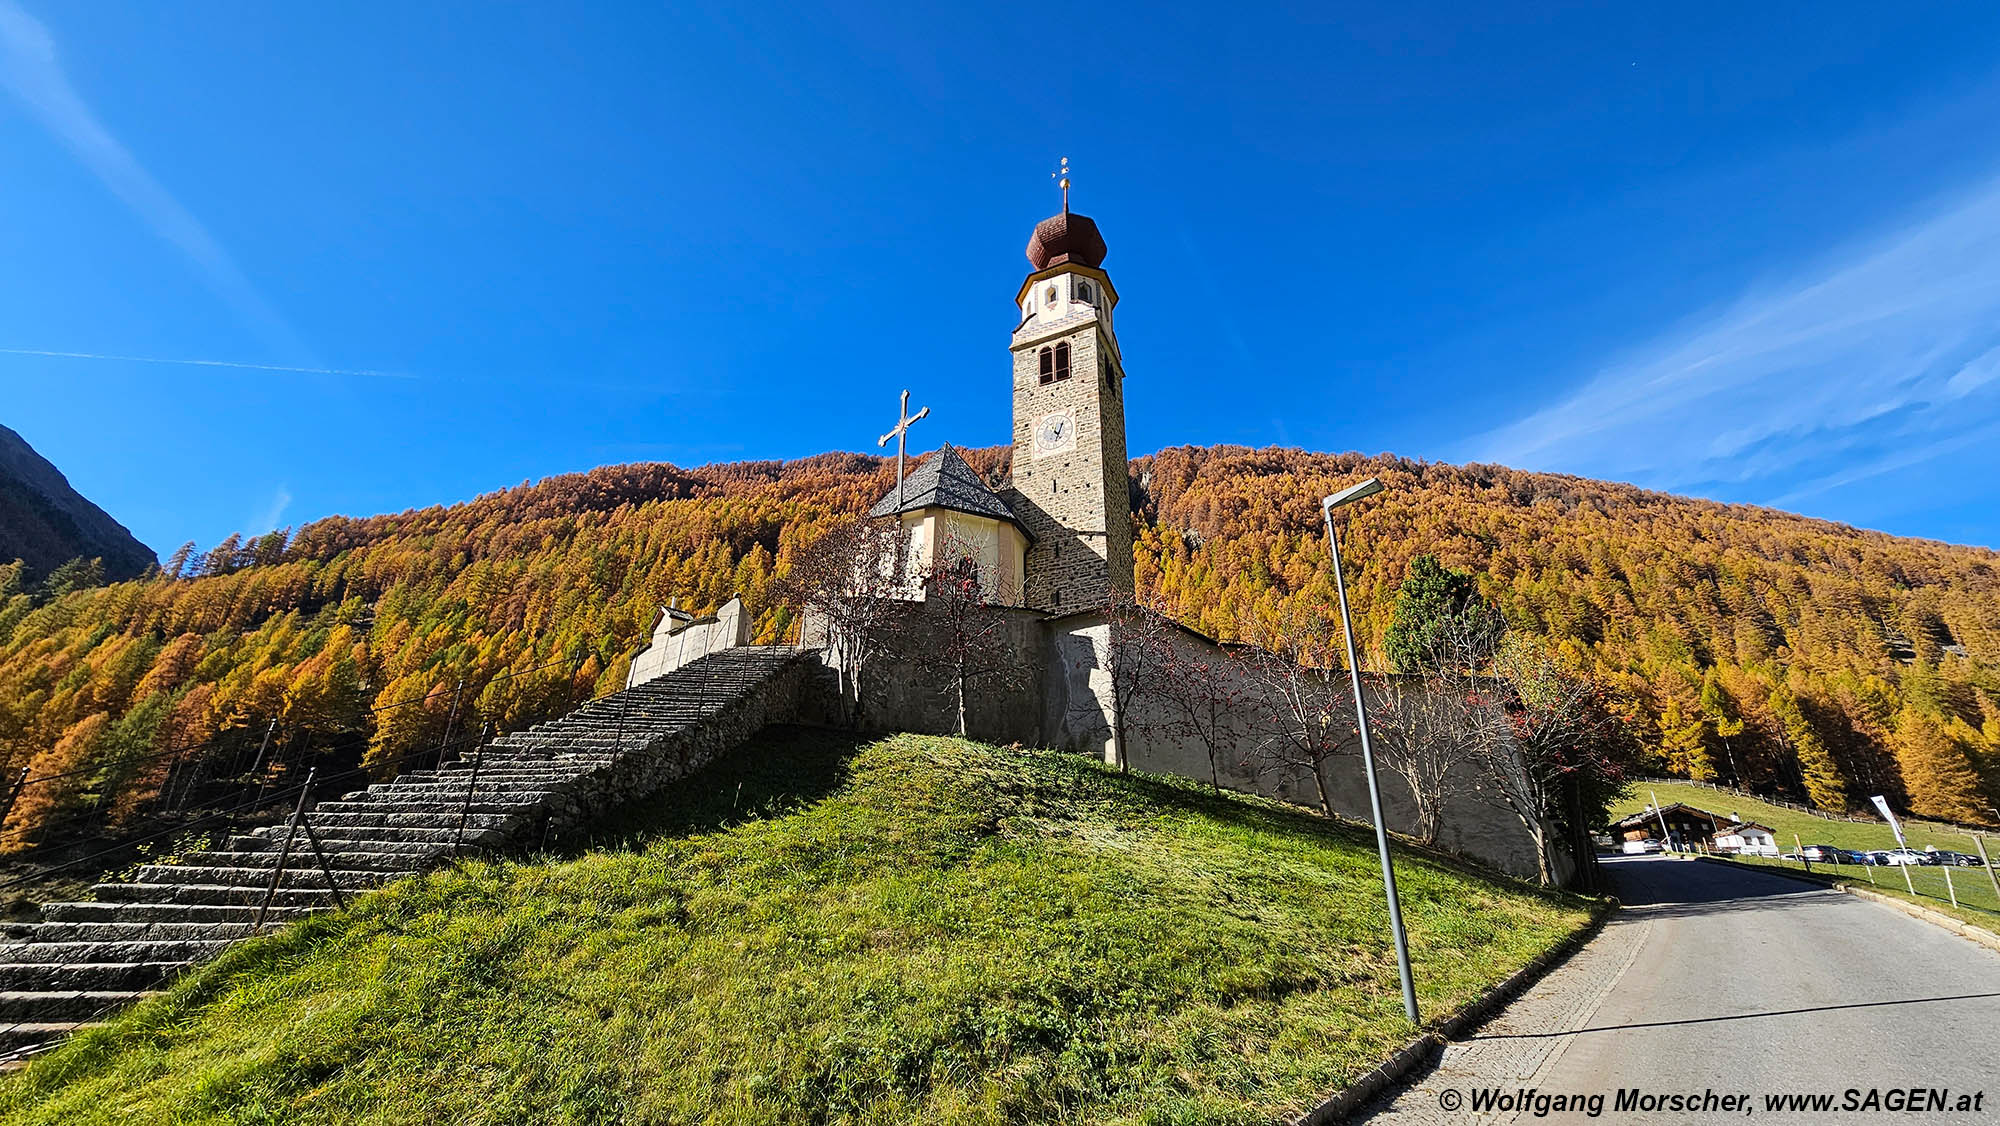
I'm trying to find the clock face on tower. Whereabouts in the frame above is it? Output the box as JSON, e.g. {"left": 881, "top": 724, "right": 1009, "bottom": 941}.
{"left": 1033, "top": 409, "right": 1077, "bottom": 459}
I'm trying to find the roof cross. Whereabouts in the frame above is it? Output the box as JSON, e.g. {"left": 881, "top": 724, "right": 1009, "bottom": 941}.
{"left": 877, "top": 388, "right": 931, "bottom": 512}
{"left": 1052, "top": 156, "right": 1070, "bottom": 213}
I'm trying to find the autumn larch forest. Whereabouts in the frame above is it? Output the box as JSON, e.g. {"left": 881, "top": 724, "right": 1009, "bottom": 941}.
{"left": 2, "top": 444, "right": 1997, "bottom": 852}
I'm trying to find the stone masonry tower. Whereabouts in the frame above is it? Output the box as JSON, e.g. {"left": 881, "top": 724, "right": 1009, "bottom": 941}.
{"left": 1003, "top": 199, "right": 1133, "bottom": 613}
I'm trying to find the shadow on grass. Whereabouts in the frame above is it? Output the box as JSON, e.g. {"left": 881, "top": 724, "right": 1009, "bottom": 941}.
{"left": 522, "top": 722, "right": 1582, "bottom": 909}
{"left": 539, "top": 725, "right": 872, "bottom": 859}
{"left": 1011, "top": 741, "right": 1588, "bottom": 907}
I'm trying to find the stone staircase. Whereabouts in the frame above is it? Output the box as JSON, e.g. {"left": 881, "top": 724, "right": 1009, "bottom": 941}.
{"left": 0, "top": 645, "right": 816, "bottom": 1065}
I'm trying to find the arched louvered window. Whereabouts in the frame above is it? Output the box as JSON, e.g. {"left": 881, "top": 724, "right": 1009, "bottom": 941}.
{"left": 1038, "top": 347, "right": 1054, "bottom": 385}
{"left": 1053, "top": 341, "right": 1071, "bottom": 381}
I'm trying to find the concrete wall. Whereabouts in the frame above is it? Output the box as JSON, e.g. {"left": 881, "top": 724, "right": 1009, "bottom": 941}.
{"left": 1043, "top": 621, "right": 1559, "bottom": 882}
{"left": 823, "top": 601, "right": 1049, "bottom": 747}
{"left": 627, "top": 596, "right": 750, "bottom": 688}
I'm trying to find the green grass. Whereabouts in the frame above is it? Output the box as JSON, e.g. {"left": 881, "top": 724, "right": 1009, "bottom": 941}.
{"left": 1611, "top": 782, "right": 2000, "bottom": 915}
{"left": 0, "top": 729, "right": 1593, "bottom": 1126}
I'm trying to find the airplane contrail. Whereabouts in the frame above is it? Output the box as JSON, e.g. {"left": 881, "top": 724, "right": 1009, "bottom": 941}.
{"left": 0, "top": 348, "right": 414, "bottom": 380}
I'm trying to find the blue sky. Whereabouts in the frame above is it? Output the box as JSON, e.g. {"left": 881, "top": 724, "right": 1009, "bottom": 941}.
{"left": 4, "top": 2, "right": 2000, "bottom": 557}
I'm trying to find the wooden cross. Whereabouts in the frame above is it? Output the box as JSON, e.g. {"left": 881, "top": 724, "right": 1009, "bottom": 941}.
{"left": 877, "top": 389, "right": 930, "bottom": 511}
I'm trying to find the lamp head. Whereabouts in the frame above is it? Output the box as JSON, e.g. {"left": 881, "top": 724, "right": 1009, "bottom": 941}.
{"left": 1323, "top": 477, "right": 1385, "bottom": 513}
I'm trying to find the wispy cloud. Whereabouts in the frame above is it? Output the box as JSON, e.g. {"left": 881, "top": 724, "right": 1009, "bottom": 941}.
{"left": 0, "top": 1, "right": 300, "bottom": 352}
{"left": 0, "top": 347, "right": 412, "bottom": 380}
{"left": 249, "top": 486, "right": 291, "bottom": 536}
{"left": 1469, "top": 176, "right": 2000, "bottom": 513}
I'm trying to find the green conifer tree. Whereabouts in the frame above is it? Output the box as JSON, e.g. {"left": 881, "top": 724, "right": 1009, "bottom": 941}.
{"left": 1769, "top": 685, "right": 1848, "bottom": 812}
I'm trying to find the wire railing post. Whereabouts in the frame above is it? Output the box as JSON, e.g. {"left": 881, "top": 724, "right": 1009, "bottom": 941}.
{"left": 254, "top": 767, "right": 316, "bottom": 931}
{"left": 0, "top": 767, "right": 29, "bottom": 838}
{"left": 437, "top": 679, "right": 465, "bottom": 771}
{"left": 248, "top": 718, "right": 278, "bottom": 777}
{"left": 156, "top": 742, "right": 189, "bottom": 815}
{"left": 451, "top": 723, "right": 491, "bottom": 854}
{"left": 297, "top": 808, "right": 347, "bottom": 913}
{"left": 248, "top": 722, "right": 285, "bottom": 813}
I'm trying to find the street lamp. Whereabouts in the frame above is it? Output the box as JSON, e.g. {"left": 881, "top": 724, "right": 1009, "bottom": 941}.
{"left": 1322, "top": 476, "right": 1420, "bottom": 1026}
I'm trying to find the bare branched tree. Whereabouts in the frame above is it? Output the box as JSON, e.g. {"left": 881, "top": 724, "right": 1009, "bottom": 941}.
{"left": 1238, "top": 609, "right": 1360, "bottom": 818}
{"left": 776, "top": 518, "right": 909, "bottom": 723}
{"left": 898, "top": 528, "right": 1027, "bottom": 736}
{"left": 1371, "top": 615, "right": 1510, "bottom": 845}
{"left": 1145, "top": 628, "right": 1252, "bottom": 795}
{"left": 1465, "top": 635, "right": 1633, "bottom": 885}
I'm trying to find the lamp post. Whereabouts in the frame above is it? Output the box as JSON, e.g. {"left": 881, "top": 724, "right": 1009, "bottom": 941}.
{"left": 1322, "top": 476, "right": 1419, "bottom": 1026}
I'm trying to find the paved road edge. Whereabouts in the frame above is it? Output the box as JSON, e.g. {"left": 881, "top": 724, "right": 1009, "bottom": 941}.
{"left": 1288, "top": 898, "right": 1619, "bottom": 1126}
{"left": 1690, "top": 855, "right": 2000, "bottom": 954}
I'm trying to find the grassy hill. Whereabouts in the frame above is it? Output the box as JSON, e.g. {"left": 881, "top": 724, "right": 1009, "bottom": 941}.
{"left": 0, "top": 729, "right": 1591, "bottom": 1125}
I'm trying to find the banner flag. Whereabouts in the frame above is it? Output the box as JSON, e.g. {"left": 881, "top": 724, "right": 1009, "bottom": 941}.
{"left": 1869, "top": 795, "right": 1907, "bottom": 849}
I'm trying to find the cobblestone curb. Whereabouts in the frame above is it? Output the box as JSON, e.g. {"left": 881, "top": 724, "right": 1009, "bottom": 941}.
{"left": 1289, "top": 898, "right": 1619, "bottom": 1126}
{"left": 1692, "top": 855, "right": 2000, "bottom": 954}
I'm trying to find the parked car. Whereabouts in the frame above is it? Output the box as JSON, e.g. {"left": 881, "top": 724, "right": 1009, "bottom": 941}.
{"left": 1881, "top": 848, "right": 1934, "bottom": 866}
{"left": 1802, "top": 845, "right": 1845, "bottom": 862}
{"left": 1863, "top": 850, "right": 1893, "bottom": 866}
{"left": 1621, "top": 839, "right": 1664, "bottom": 855}
{"left": 1928, "top": 850, "right": 1983, "bottom": 867}
{"left": 1835, "top": 849, "right": 1872, "bottom": 865}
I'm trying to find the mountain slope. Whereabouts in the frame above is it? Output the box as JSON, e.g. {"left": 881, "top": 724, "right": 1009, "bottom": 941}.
{"left": 0, "top": 730, "right": 1591, "bottom": 1124}
{"left": 0, "top": 445, "right": 1994, "bottom": 852}
{"left": 0, "top": 424, "right": 154, "bottom": 583}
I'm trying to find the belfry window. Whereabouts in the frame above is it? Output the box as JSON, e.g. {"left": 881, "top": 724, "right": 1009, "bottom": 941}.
{"left": 1076, "top": 281, "right": 1092, "bottom": 303}
{"left": 1053, "top": 341, "right": 1071, "bottom": 381}
{"left": 1038, "top": 347, "right": 1054, "bottom": 384}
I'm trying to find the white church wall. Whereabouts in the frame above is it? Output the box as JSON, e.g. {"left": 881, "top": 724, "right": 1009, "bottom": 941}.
{"left": 626, "top": 596, "right": 751, "bottom": 688}
{"left": 895, "top": 510, "right": 1027, "bottom": 607}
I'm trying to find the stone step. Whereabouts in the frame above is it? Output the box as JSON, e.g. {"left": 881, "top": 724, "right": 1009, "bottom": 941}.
{"left": 312, "top": 798, "right": 553, "bottom": 816}
{"left": 359, "top": 783, "right": 568, "bottom": 799}
{"left": 86, "top": 883, "right": 339, "bottom": 909}
{"left": 0, "top": 1022, "right": 102, "bottom": 1052}
{"left": 248, "top": 825, "right": 509, "bottom": 848}
{"left": 0, "top": 990, "right": 162, "bottom": 1021}
{"left": 225, "top": 835, "right": 441, "bottom": 856}
{"left": 396, "top": 771, "right": 597, "bottom": 786}
{"left": 0, "top": 939, "right": 232, "bottom": 965}
{"left": 4, "top": 919, "right": 260, "bottom": 943}
{"left": 0, "top": 961, "right": 188, "bottom": 993}
{"left": 278, "top": 811, "right": 517, "bottom": 832}
{"left": 42, "top": 901, "right": 324, "bottom": 925}
{"left": 130, "top": 865, "right": 396, "bottom": 891}
{"left": 183, "top": 849, "right": 425, "bottom": 872}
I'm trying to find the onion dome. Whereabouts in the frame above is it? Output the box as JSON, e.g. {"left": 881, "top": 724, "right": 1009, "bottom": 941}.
{"left": 1025, "top": 211, "right": 1108, "bottom": 270}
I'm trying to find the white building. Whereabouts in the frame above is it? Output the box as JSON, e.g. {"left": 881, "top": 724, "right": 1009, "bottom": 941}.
{"left": 1713, "top": 822, "right": 1779, "bottom": 857}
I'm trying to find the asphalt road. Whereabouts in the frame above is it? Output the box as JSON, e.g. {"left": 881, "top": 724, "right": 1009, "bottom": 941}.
{"left": 1357, "top": 855, "right": 2000, "bottom": 1124}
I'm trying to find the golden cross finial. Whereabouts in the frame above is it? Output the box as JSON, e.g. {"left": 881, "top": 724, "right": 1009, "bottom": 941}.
{"left": 1052, "top": 156, "right": 1070, "bottom": 213}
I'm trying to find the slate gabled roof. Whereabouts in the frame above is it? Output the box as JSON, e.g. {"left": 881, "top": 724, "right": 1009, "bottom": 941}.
{"left": 1609, "top": 801, "right": 1727, "bottom": 832}
{"left": 868, "top": 444, "right": 1032, "bottom": 540}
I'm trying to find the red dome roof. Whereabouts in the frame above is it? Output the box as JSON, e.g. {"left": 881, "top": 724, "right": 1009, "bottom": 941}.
{"left": 1025, "top": 211, "right": 1108, "bottom": 270}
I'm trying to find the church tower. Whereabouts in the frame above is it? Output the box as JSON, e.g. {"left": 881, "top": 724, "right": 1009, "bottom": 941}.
{"left": 1003, "top": 190, "right": 1133, "bottom": 613}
